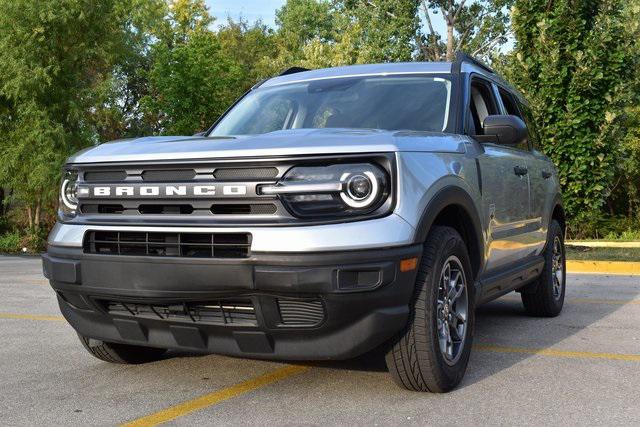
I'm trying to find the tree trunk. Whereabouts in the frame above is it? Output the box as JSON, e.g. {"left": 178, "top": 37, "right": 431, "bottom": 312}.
{"left": 27, "top": 205, "right": 33, "bottom": 229}
{"left": 34, "top": 201, "right": 41, "bottom": 230}
{"left": 446, "top": 22, "right": 455, "bottom": 61}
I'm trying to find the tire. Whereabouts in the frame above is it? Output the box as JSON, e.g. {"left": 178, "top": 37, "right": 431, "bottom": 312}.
{"left": 78, "top": 334, "right": 167, "bottom": 364}
{"left": 521, "top": 220, "right": 566, "bottom": 317}
{"left": 385, "top": 226, "right": 475, "bottom": 392}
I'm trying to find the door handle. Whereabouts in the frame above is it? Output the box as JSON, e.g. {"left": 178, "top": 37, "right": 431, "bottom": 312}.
{"left": 513, "top": 166, "right": 528, "bottom": 176}
{"left": 542, "top": 170, "right": 552, "bottom": 179}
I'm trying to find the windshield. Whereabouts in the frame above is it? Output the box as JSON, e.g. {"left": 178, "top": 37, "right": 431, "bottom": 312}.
{"left": 210, "top": 75, "right": 452, "bottom": 136}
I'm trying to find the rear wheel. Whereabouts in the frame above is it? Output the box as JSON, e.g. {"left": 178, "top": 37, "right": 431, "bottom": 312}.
{"left": 385, "top": 226, "right": 475, "bottom": 392}
{"left": 521, "top": 220, "right": 566, "bottom": 317}
{"left": 78, "top": 334, "right": 167, "bottom": 364}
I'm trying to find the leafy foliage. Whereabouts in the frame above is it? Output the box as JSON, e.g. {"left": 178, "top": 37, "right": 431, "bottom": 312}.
{"left": 0, "top": 0, "right": 136, "bottom": 227}
{"left": 0, "top": 0, "right": 638, "bottom": 241}
{"left": 418, "top": 0, "right": 513, "bottom": 61}
{"left": 504, "top": 0, "right": 632, "bottom": 222}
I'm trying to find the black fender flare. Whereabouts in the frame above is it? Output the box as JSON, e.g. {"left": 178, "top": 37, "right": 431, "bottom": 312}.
{"left": 549, "top": 193, "right": 566, "bottom": 239}
{"left": 414, "top": 186, "right": 485, "bottom": 277}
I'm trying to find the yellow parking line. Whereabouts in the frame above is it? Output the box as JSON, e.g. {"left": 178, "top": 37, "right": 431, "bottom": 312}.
{"left": 475, "top": 345, "right": 640, "bottom": 362}
{"left": 121, "top": 365, "right": 309, "bottom": 427}
{"left": 566, "top": 260, "right": 640, "bottom": 275}
{"left": 0, "top": 312, "right": 64, "bottom": 321}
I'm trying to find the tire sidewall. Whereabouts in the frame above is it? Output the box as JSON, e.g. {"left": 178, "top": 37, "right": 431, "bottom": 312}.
{"left": 424, "top": 231, "right": 475, "bottom": 385}
{"left": 542, "top": 221, "right": 566, "bottom": 311}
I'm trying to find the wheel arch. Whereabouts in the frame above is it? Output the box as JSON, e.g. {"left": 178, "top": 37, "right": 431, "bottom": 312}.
{"left": 414, "top": 186, "right": 484, "bottom": 278}
{"left": 551, "top": 195, "right": 566, "bottom": 238}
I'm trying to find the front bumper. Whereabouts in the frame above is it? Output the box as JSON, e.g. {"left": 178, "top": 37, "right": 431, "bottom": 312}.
{"left": 43, "top": 243, "right": 421, "bottom": 360}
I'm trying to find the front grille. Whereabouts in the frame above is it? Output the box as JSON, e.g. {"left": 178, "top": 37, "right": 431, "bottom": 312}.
{"left": 83, "top": 167, "right": 280, "bottom": 183}
{"left": 103, "top": 299, "right": 257, "bottom": 326}
{"left": 277, "top": 299, "right": 325, "bottom": 327}
{"left": 84, "top": 231, "right": 251, "bottom": 258}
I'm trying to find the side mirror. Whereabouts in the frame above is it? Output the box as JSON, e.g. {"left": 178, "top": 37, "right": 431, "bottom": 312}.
{"left": 481, "top": 115, "right": 528, "bottom": 147}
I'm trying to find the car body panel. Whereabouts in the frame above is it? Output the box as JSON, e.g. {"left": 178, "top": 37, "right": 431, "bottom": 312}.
{"left": 45, "top": 59, "right": 563, "bottom": 362}
{"left": 67, "top": 129, "right": 466, "bottom": 164}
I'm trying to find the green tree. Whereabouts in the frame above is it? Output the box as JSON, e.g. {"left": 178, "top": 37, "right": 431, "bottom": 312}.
{"left": 505, "top": 0, "right": 630, "bottom": 223}
{"left": 0, "top": 0, "right": 137, "bottom": 229}
{"left": 142, "top": 0, "right": 243, "bottom": 134}
{"left": 275, "top": 0, "right": 335, "bottom": 55}
{"left": 217, "top": 19, "right": 279, "bottom": 89}
{"left": 418, "top": 0, "right": 512, "bottom": 61}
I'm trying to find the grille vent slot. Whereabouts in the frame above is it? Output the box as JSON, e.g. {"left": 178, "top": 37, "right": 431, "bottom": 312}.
{"left": 84, "top": 170, "right": 127, "bottom": 182}
{"left": 138, "top": 204, "right": 194, "bottom": 215}
{"left": 84, "top": 231, "right": 251, "bottom": 258}
{"left": 142, "top": 169, "right": 197, "bottom": 182}
{"left": 211, "top": 204, "right": 277, "bottom": 215}
{"left": 103, "top": 299, "right": 257, "bottom": 326}
{"left": 214, "top": 167, "right": 278, "bottom": 180}
{"left": 277, "top": 299, "right": 325, "bottom": 327}
{"left": 80, "top": 204, "right": 124, "bottom": 214}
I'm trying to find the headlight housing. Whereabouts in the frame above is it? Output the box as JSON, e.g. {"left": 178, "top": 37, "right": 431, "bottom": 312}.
{"left": 59, "top": 170, "right": 79, "bottom": 219}
{"left": 260, "top": 163, "right": 390, "bottom": 218}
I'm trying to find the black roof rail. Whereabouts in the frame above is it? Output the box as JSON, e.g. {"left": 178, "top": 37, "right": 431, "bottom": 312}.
{"left": 279, "top": 66, "right": 310, "bottom": 76}
{"left": 454, "top": 52, "right": 495, "bottom": 74}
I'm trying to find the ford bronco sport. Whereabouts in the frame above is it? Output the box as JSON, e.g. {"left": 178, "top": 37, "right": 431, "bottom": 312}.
{"left": 43, "top": 53, "right": 566, "bottom": 392}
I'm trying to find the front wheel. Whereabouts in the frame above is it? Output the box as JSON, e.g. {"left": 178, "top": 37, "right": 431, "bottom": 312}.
{"left": 385, "top": 226, "right": 475, "bottom": 392}
{"left": 521, "top": 220, "right": 566, "bottom": 317}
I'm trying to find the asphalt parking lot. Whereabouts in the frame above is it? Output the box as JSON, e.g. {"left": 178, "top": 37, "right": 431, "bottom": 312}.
{"left": 1, "top": 255, "right": 639, "bottom": 426}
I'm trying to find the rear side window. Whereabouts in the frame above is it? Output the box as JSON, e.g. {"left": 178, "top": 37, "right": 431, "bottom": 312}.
{"left": 498, "top": 88, "right": 521, "bottom": 117}
{"left": 516, "top": 100, "right": 541, "bottom": 151}
{"left": 497, "top": 88, "right": 529, "bottom": 151}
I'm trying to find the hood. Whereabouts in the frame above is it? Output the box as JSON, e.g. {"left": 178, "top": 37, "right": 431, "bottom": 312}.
{"left": 67, "top": 129, "right": 467, "bottom": 164}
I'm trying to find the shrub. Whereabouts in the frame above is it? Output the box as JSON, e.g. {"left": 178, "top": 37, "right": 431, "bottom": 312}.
{"left": 0, "top": 230, "right": 22, "bottom": 253}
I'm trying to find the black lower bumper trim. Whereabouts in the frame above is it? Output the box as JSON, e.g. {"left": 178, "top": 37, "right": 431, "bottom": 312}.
{"left": 44, "top": 244, "right": 421, "bottom": 360}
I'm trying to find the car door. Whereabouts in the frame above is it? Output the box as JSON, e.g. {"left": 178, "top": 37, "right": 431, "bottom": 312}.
{"left": 513, "top": 97, "right": 554, "bottom": 254}
{"left": 469, "top": 78, "right": 534, "bottom": 273}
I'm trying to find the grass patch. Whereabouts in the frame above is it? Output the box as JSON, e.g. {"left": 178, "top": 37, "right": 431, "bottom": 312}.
{"left": 566, "top": 246, "right": 640, "bottom": 261}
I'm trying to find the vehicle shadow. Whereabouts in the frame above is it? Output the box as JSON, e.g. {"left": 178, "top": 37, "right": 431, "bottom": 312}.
{"left": 163, "top": 275, "right": 640, "bottom": 390}
{"left": 295, "top": 274, "right": 640, "bottom": 388}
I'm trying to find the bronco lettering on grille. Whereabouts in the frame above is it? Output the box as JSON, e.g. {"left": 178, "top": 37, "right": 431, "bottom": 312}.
{"left": 78, "top": 184, "right": 250, "bottom": 198}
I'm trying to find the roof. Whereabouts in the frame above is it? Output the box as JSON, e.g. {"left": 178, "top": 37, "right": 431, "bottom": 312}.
{"left": 261, "top": 62, "right": 454, "bottom": 88}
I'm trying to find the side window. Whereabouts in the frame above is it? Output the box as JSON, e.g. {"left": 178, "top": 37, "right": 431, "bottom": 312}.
{"left": 498, "top": 88, "right": 529, "bottom": 151}
{"left": 517, "top": 100, "right": 541, "bottom": 151}
{"left": 468, "top": 79, "right": 498, "bottom": 136}
{"left": 498, "top": 89, "right": 522, "bottom": 118}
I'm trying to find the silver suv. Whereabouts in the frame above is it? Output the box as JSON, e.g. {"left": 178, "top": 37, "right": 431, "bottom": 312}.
{"left": 43, "top": 53, "right": 566, "bottom": 392}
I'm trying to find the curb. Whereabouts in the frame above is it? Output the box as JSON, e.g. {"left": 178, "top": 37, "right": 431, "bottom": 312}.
{"left": 566, "top": 260, "right": 640, "bottom": 275}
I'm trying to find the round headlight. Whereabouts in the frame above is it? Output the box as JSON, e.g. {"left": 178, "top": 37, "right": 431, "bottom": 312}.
{"left": 340, "top": 171, "right": 380, "bottom": 208}
{"left": 346, "top": 174, "right": 372, "bottom": 200}
{"left": 59, "top": 170, "right": 79, "bottom": 217}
